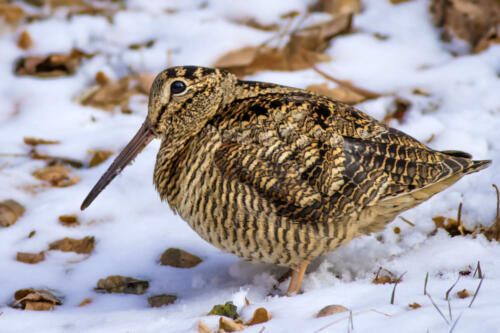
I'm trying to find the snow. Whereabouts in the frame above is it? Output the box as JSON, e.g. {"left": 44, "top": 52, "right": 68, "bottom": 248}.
{"left": 1, "top": 0, "right": 500, "bottom": 332}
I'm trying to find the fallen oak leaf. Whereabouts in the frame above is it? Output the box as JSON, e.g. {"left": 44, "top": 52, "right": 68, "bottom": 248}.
{"left": 198, "top": 320, "right": 212, "bottom": 333}
{"left": 308, "top": 0, "right": 362, "bottom": 15}
{"left": 16, "top": 251, "right": 45, "bottom": 264}
{"left": 32, "top": 165, "right": 80, "bottom": 187}
{"left": 49, "top": 236, "right": 95, "bottom": 254}
{"left": 0, "top": 199, "right": 25, "bottom": 227}
{"left": 11, "top": 288, "right": 62, "bottom": 311}
{"left": 23, "top": 137, "right": 60, "bottom": 146}
{"left": 58, "top": 214, "right": 79, "bottom": 227}
{"left": 457, "top": 289, "right": 471, "bottom": 299}
{"left": 96, "top": 275, "right": 149, "bottom": 295}
{"left": 15, "top": 49, "right": 94, "bottom": 78}
{"left": 0, "top": 4, "right": 24, "bottom": 25}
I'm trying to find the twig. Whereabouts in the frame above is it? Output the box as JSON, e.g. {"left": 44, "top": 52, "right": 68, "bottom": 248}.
{"left": 449, "top": 311, "right": 464, "bottom": 333}
{"left": 258, "top": 327, "right": 266, "bottom": 333}
{"left": 448, "top": 298, "right": 453, "bottom": 322}
{"left": 457, "top": 202, "right": 465, "bottom": 236}
{"left": 399, "top": 216, "right": 416, "bottom": 227}
{"left": 313, "top": 309, "right": 391, "bottom": 333}
{"left": 493, "top": 184, "right": 499, "bottom": 222}
{"left": 311, "top": 64, "right": 381, "bottom": 99}
{"left": 473, "top": 261, "right": 483, "bottom": 279}
{"left": 424, "top": 272, "right": 429, "bottom": 295}
{"left": 445, "top": 275, "right": 461, "bottom": 300}
{"left": 390, "top": 272, "right": 406, "bottom": 305}
{"left": 468, "top": 277, "right": 484, "bottom": 308}
{"left": 427, "top": 294, "right": 449, "bottom": 325}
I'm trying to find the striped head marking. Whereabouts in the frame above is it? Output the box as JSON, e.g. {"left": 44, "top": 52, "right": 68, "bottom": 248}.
{"left": 81, "top": 66, "right": 236, "bottom": 210}
{"left": 148, "top": 66, "right": 237, "bottom": 138}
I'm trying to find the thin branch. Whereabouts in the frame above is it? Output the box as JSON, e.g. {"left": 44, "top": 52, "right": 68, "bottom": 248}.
{"left": 424, "top": 272, "right": 429, "bottom": 296}
{"left": 399, "top": 216, "right": 416, "bottom": 227}
{"left": 427, "top": 294, "right": 449, "bottom": 325}
{"left": 390, "top": 272, "right": 406, "bottom": 305}
{"left": 468, "top": 277, "right": 484, "bottom": 308}
{"left": 473, "top": 261, "right": 483, "bottom": 279}
{"left": 445, "top": 275, "right": 461, "bottom": 300}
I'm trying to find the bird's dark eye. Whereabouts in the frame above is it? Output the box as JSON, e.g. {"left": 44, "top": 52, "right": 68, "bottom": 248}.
{"left": 170, "top": 80, "right": 187, "bottom": 95}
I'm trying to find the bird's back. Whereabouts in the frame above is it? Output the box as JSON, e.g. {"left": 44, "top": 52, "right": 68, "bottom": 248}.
{"left": 155, "top": 79, "right": 490, "bottom": 266}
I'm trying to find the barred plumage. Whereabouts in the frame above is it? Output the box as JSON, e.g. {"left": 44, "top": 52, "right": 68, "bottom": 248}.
{"left": 82, "top": 66, "right": 491, "bottom": 295}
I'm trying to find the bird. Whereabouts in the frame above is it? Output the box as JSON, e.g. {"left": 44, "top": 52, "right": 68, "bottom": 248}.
{"left": 81, "top": 66, "right": 491, "bottom": 296}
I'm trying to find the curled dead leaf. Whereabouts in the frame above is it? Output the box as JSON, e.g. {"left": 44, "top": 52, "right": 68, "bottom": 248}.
{"left": 32, "top": 165, "right": 80, "bottom": 187}
{"left": 430, "top": 0, "right": 500, "bottom": 53}
{"left": 16, "top": 251, "right": 45, "bottom": 264}
{"left": 0, "top": 199, "right": 25, "bottom": 227}
{"left": 457, "top": 289, "right": 471, "bottom": 299}
{"left": 58, "top": 214, "right": 79, "bottom": 227}
{"left": 12, "top": 288, "right": 62, "bottom": 311}
{"left": 315, "top": 304, "right": 348, "bottom": 318}
{"left": 49, "top": 236, "right": 95, "bottom": 254}
{"left": 17, "top": 30, "right": 33, "bottom": 50}
{"left": 219, "top": 317, "right": 247, "bottom": 332}
{"left": 148, "top": 294, "right": 178, "bottom": 307}
{"left": 15, "top": 49, "right": 93, "bottom": 78}
{"left": 246, "top": 307, "right": 272, "bottom": 325}
{"left": 160, "top": 248, "right": 202, "bottom": 268}
{"left": 88, "top": 150, "right": 114, "bottom": 168}
{"left": 214, "top": 14, "right": 352, "bottom": 77}
{"left": 96, "top": 275, "right": 149, "bottom": 295}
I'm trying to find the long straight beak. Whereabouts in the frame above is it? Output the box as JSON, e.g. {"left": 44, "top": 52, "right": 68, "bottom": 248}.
{"left": 81, "top": 121, "right": 155, "bottom": 210}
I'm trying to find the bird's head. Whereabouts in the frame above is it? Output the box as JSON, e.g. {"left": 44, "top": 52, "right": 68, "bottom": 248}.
{"left": 80, "top": 66, "right": 237, "bottom": 210}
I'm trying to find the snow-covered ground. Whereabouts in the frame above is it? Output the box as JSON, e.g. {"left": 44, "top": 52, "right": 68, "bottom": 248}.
{"left": 1, "top": 1, "right": 499, "bottom": 332}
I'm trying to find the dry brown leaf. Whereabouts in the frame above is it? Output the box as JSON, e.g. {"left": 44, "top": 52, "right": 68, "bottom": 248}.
{"left": 457, "top": 289, "right": 471, "bottom": 299}
{"left": 78, "top": 298, "right": 92, "bottom": 307}
{"left": 384, "top": 98, "right": 411, "bottom": 124}
{"left": 49, "top": 236, "right": 95, "bottom": 254}
{"left": 219, "top": 317, "right": 247, "bottom": 332}
{"left": 309, "top": 0, "right": 362, "bottom": 15}
{"left": 12, "top": 288, "right": 62, "bottom": 311}
{"left": 160, "top": 248, "right": 202, "bottom": 268}
{"left": 316, "top": 304, "right": 349, "bottom": 318}
{"left": 32, "top": 165, "right": 80, "bottom": 187}
{"left": 137, "top": 73, "right": 155, "bottom": 95}
{"left": 0, "top": 199, "right": 25, "bottom": 227}
{"left": 15, "top": 49, "right": 93, "bottom": 78}
{"left": 246, "top": 307, "right": 272, "bottom": 325}
{"left": 148, "top": 294, "right": 178, "bottom": 307}
{"left": 408, "top": 302, "right": 421, "bottom": 309}
{"left": 16, "top": 251, "right": 45, "bottom": 264}
{"left": 0, "top": 4, "right": 24, "bottom": 25}
{"left": 96, "top": 275, "right": 149, "bottom": 295}
{"left": 372, "top": 268, "right": 402, "bottom": 284}
{"left": 214, "top": 14, "right": 351, "bottom": 77}
{"left": 432, "top": 215, "right": 471, "bottom": 237}
{"left": 306, "top": 83, "right": 367, "bottom": 105}
{"left": 28, "top": 230, "right": 36, "bottom": 238}
{"left": 88, "top": 150, "right": 114, "bottom": 168}
{"left": 23, "top": 137, "right": 60, "bottom": 146}
{"left": 58, "top": 214, "right": 79, "bottom": 227}
{"left": 430, "top": 0, "right": 500, "bottom": 53}
{"left": 17, "top": 30, "right": 33, "bottom": 50}
{"left": 80, "top": 73, "right": 152, "bottom": 112}
{"left": 198, "top": 320, "right": 212, "bottom": 333}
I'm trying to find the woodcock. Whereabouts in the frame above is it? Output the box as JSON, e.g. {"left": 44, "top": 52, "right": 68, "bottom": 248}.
{"left": 81, "top": 66, "right": 490, "bottom": 296}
